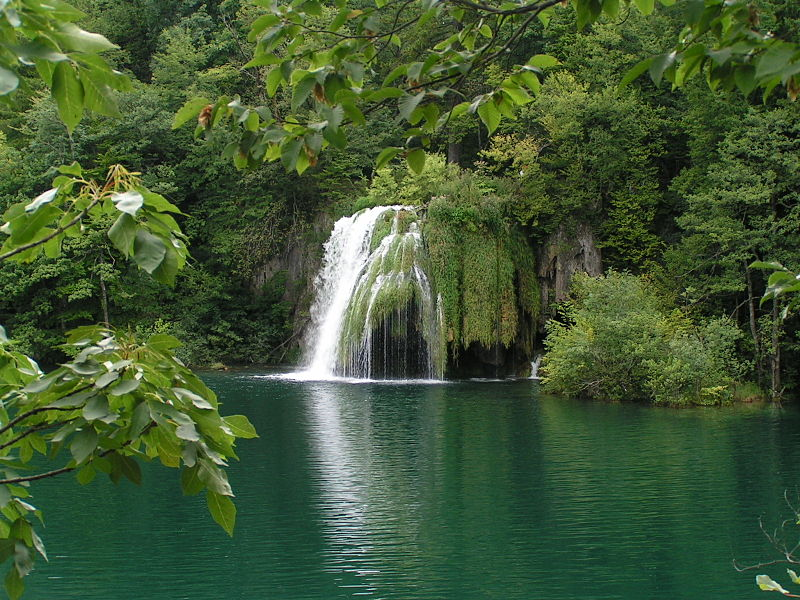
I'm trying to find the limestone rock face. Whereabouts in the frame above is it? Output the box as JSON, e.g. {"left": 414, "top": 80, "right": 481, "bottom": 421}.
{"left": 537, "top": 222, "right": 602, "bottom": 308}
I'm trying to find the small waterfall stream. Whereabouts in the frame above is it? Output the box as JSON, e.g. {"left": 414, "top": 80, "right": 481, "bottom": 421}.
{"left": 303, "top": 206, "right": 444, "bottom": 380}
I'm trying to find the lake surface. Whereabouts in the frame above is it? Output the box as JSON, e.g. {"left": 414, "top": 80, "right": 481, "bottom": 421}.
{"left": 24, "top": 373, "right": 800, "bottom": 599}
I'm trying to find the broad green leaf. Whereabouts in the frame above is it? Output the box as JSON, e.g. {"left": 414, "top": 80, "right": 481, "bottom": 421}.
{"left": 0, "top": 66, "right": 18, "bottom": 95}
{"left": 477, "top": 100, "right": 501, "bottom": 135}
{"left": 648, "top": 52, "right": 676, "bottom": 86}
{"left": 619, "top": 57, "right": 653, "bottom": 88}
{"left": 376, "top": 146, "right": 402, "bottom": 169}
{"left": 9, "top": 204, "right": 60, "bottom": 245}
{"left": 207, "top": 490, "right": 236, "bottom": 536}
{"left": 53, "top": 23, "right": 117, "bottom": 52}
{"left": 111, "top": 190, "right": 143, "bottom": 216}
{"left": 109, "top": 378, "right": 139, "bottom": 396}
{"left": 406, "top": 148, "right": 426, "bottom": 174}
{"left": 734, "top": 65, "right": 757, "bottom": 96}
{"left": 750, "top": 261, "right": 785, "bottom": 271}
{"left": 266, "top": 67, "right": 283, "bottom": 97}
{"left": 224, "top": 415, "right": 258, "bottom": 439}
{"left": 292, "top": 76, "right": 316, "bottom": 111}
{"left": 80, "top": 70, "right": 120, "bottom": 117}
{"left": 756, "top": 574, "right": 789, "bottom": 594}
{"left": 147, "top": 334, "right": 181, "bottom": 352}
{"left": 70, "top": 427, "right": 98, "bottom": 464}
{"left": 756, "top": 43, "right": 800, "bottom": 81}
{"left": 173, "top": 387, "right": 215, "bottom": 410}
{"left": 176, "top": 422, "right": 201, "bottom": 442}
{"left": 173, "top": 97, "right": 210, "bottom": 129}
{"left": 52, "top": 61, "right": 84, "bottom": 133}
{"left": 526, "top": 54, "right": 560, "bottom": 69}
{"left": 632, "top": 0, "right": 655, "bottom": 14}
{"left": 107, "top": 213, "right": 137, "bottom": 255}
{"left": 24, "top": 188, "right": 57, "bottom": 213}
{"left": 398, "top": 92, "right": 425, "bottom": 122}
{"left": 181, "top": 465, "right": 204, "bottom": 495}
{"left": 5, "top": 566, "right": 23, "bottom": 600}
{"left": 76, "top": 465, "right": 96, "bottom": 485}
{"left": 83, "top": 396, "right": 110, "bottom": 420}
{"left": 132, "top": 229, "right": 167, "bottom": 274}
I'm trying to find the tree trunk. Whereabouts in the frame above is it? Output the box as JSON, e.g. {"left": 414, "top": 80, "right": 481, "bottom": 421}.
{"left": 447, "top": 139, "right": 461, "bottom": 165}
{"left": 771, "top": 300, "right": 781, "bottom": 399}
{"left": 744, "top": 263, "right": 763, "bottom": 386}
{"left": 99, "top": 277, "right": 110, "bottom": 326}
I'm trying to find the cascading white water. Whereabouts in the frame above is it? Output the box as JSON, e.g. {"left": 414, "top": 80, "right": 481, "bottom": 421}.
{"left": 530, "top": 354, "right": 542, "bottom": 380}
{"left": 302, "top": 206, "right": 444, "bottom": 380}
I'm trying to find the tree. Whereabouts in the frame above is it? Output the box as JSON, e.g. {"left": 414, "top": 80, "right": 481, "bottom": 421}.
{"left": 171, "top": 0, "right": 800, "bottom": 174}
{"left": 0, "top": 3, "right": 256, "bottom": 598}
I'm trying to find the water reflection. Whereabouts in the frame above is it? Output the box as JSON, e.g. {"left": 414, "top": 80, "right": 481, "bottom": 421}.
{"left": 23, "top": 374, "right": 800, "bottom": 600}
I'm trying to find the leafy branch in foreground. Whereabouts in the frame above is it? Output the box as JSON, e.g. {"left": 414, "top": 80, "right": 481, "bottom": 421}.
{"left": 174, "top": 0, "right": 800, "bottom": 175}
{"left": 0, "top": 324, "right": 257, "bottom": 598}
{"left": 0, "top": 0, "right": 131, "bottom": 132}
{"left": 0, "top": 164, "right": 257, "bottom": 598}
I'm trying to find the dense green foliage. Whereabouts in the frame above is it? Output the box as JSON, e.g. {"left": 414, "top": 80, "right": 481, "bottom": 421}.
{"left": 543, "top": 272, "right": 743, "bottom": 405}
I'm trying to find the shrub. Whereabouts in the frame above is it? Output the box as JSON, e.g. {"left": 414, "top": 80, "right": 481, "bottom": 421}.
{"left": 542, "top": 272, "right": 743, "bottom": 405}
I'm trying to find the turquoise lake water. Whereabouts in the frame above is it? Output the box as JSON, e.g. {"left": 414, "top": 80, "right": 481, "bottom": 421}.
{"left": 23, "top": 373, "right": 800, "bottom": 599}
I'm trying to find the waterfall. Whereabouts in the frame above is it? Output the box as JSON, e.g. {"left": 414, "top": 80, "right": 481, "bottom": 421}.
{"left": 303, "top": 206, "right": 445, "bottom": 380}
{"left": 530, "top": 354, "right": 542, "bottom": 380}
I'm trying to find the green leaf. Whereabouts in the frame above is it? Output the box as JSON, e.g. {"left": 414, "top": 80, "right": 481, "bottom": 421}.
{"left": 176, "top": 422, "right": 200, "bottom": 442}
{"left": 172, "top": 97, "right": 210, "bottom": 129}
{"left": 5, "top": 566, "right": 23, "bottom": 600}
{"left": 648, "top": 52, "right": 676, "bottom": 86}
{"left": 9, "top": 204, "right": 60, "bottom": 245}
{"left": 70, "top": 427, "right": 98, "bottom": 464}
{"left": 76, "top": 465, "right": 96, "bottom": 485}
{"left": 526, "top": 54, "right": 560, "bottom": 69}
{"left": 147, "top": 334, "right": 181, "bottom": 352}
{"left": 173, "top": 387, "right": 214, "bottom": 410}
{"left": 406, "top": 148, "right": 426, "bottom": 174}
{"left": 51, "top": 62, "right": 84, "bottom": 133}
{"left": 109, "top": 378, "right": 140, "bottom": 396}
{"left": 25, "top": 188, "right": 57, "bottom": 213}
{"left": 756, "top": 43, "right": 800, "bottom": 81}
{"left": 53, "top": 22, "right": 117, "bottom": 52}
{"left": 181, "top": 465, "right": 204, "bottom": 495}
{"left": 0, "top": 66, "right": 18, "bottom": 95}
{"left": 632, "top": 0, "right": 655, "bottom": 14}
{"left": 619, "top": 57, "right": 653, "bottom": 89}
{"left": 266, "top": 67, "right": 283, "bottom": 97}
{"left": 108, "top": 452, "right": 141, "bottom": 485}
{"left": 111, "top": 190, "right": 143, "bottom": 216}
{"left": 292, "top": 76, "right": 316, "bottom": 111}
{"left": 750, "top": 261, "right": 785, "bottom": 271}
{"left": 223, "top": 415, "right": 258, "bottom": 439}
{"left": 107, "top": 213, "right": 137, "bottom": 256}
{"left": 398, "top": 92, "right": 425, "bottom": 122}
{"left": 132, "top": 229, "right": 167, "bottom": 274}
{"left": 83, "top": 396, "right": 110, "bottom": 420}
{"left": 477, "top": 100, "right": 501, "bottom": 135}
{"left": 756, "top": 574, "right": 789, "bottom": 594}
{"left": 207, "top": 490, "right": 236, "bottom": 536}
{"left": 80, "top": 70, "right": 120, "bottom": 118}
{"left": 734, "top": 65, "right": 757, "bottom": 96}
{"left": 376, "top": 146, "right": 402, "bottom": 169}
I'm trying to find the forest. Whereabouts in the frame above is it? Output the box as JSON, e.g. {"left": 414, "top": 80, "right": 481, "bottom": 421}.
{"left": 2, "top": 0, "right": 795, "bottom": 402}
{"left": 0, "top": 0, "right": 798, "bottom": 597}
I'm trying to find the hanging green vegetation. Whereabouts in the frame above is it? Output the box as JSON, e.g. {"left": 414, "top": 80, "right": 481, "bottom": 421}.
{"left": 422, "top": 171, "right": 540, "bottom": 356}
